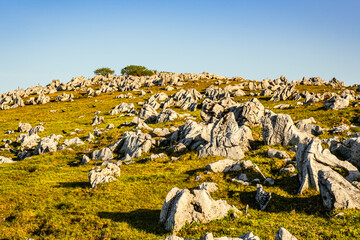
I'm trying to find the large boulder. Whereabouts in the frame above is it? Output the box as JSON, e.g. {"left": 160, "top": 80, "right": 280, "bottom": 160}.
{"left": 275, "top": 227, "right": 297, "bottom": 240}
{"left": 138, "top": 104, "right": 158, "bottom": 123}
{"left": 318, "top": 169, "right": 360, "bottom": 210}
{"left": 296, "top": 138, "right": 360, "bottom": 194}
{"left": 205, "top": 159, "right": 241, "bottom": 173}
{"left": 198, "top": 112, "right": 253, "bottom": 160}
{"left": 156, "top": 109, "right": 179, "bottom": 123}
{"left": 109, "top": 130, "right": 152, "bottom": 158}
{"left": 91, "top": 148, "right": 114, "bottom": 161}
{"left": 262, "top": 110, "right": 310, "bottom": 146}
{"left": 109, "top": 103, "right": 136, "bottom": 115}
{"left": 270, "top": 85, "right": 297, "bottom": 101}
{"left": 267, "top": 149, "right": 290, "bottom": 159}
{"left": 88, "top": 162, "right": 121, "bottom": 188}
{"left": 295, "top": 118, "right": 323, "bottom": 136}
{"left": 159, "top": 187, "right": 239, "bottom": 232}
{"left": 18, "top": 133, "right": 40, "bottom": 149}
{"left": 324, "top": 96, "right": 349, "bottom": 110}
{"left": 233, "top": 98, "right": 265, "bottom": 126}
{"left": 34, "top": 136, "right": 58, "bottom": 155}
{"left": 201, "top": 97, "right": 238, "bottom": 123}
{"left": 18, "top": 122, "right": 32, "bottom": 132}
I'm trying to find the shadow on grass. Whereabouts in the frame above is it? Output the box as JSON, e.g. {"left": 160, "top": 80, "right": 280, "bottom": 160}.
{"left": 55, "top": 181, "right": 89, "bottom": 189}
{"left": 98, "top": 209, "right": 168, "bottom": 235}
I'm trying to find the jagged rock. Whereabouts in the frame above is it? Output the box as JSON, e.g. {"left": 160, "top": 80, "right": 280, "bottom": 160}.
{"left": 152, "top": 128, "right": 170, "bottom": 137}
{"left": 296, "top": 118, "right": 323, "bottom": 136}
{"left": 59, "top": 137, "right": 84, "bottom": 150}
{"left": 109, "top": 103, "right": 136, "bottom": 115}
{"left": 267, "top": 149, "right": 290, "bottom": 159}
{"left": 55, "top": 92, "right": 74, "bottom": 102}
{"left": 159, "top": 187, "right": 239, "bottom": 232}
{"left": 19, "top": 133, "right": 40, "bottom": 148}
{"left": 232, "top": 173, "right": 250, "bottom": 185}
{"left": 92, "top": 115, "right": 104, "bottom": 126}
{"left": 201, "top": 97, "right": 238, "bottom": 123}
{"left": 88, "top": 162, "right": 120, "bottom": 188}
{"left": 109, "top": 130, "right": 152, "bottom": 158}
{"left": 134, "top": 120, "right": 153, "bottom": 132}
{"left": 270, "top": 85, "right": 297, "bottom": 101}
{"left": 106, "top": 123, "right": 115, "bottom": 130}
{"left": 28, "top": 125, "right": 45, "bottom": 135}
{"left": 197, "top": 182, "right": 218, "bottom": 193}
{"left": 331, "top": 124, "right": 350, "bottom": 133}
{"left": 297, "top": 138, "right": 360, "bottom": 193}
{"left": 324, "top": 96, "right": 349, "bottom": 110}
{"left": 255, "top": 184, "right": 271, "bottom": 210}
{"left": 351, "top": 138, "right": 360, "bottom": 168}
{"left": 91, "top": 148, "right": 113, "bottom": 161}
{"left": 138, "top": 104, "right": 158, "bottom": 123}
{"left": 233, "top": 98, "right": 265, "bottom": 126}
{"left": 149, "top": 153, "right": 166, "bottom": 161}
{"left": 0, "top": 156, "right": 15, "bottom": 164}
{"left": 18, "top": 122, "right": 32, "bottom": 132}
{"left": 156, "top": 109, "right": 179, "bottom": 123}
{"left": 81, "top": 155, "right": 90, "bottom": 165}
{"left": 318, "top": 169, "right": 360, "bottom": 209}
{"left": 261, "top": 110, "right": 310, "bottom": 146}
{"left": 264, "top": 177, "right": 275, "bottom": 186}
{"left": 85, "top": 133, "right": 95, "bottom": 142}
{"left": 199, "top": 112, "right": 252, "bottom": 160}
{"left": 275, "top": 227, "right": 297, "bottom": 240}
{"left": 274, "top": 104, "right": 292, "bottom": 109}
{"left": 231, "top": 89, "right": 246, "bottom": 97}
{"left": 205, "top": 159, "right": 241, "bottom": 173}
{"left": 280, "top": 164, "right": 296, "bottom": 173}
{"left": 34, "top": 136, "right": 58, "bottom": 155}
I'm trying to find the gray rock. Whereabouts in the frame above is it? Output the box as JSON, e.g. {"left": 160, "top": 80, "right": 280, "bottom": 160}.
{"left": 149, "top": 153, "right": 166, "bottom": 161}
{"left": 28, "top": 125, "right": 45, "bottom": 135}
{"left": 92, "top": 115, "right": 104, "bottom": 126}
{"left": 85, "top": 132, "right": 95, "bottom": 142}
{"left": 19, "top": 133, "right": 40, "bottom": 149}
{"left": 138, "top": 104, "right": 158, "bottom": 123}
{"left": 205, "top": 159, "right": 241, "bottom": 173}
{"left": 88, "top": 162, "right": 120, "bottom": 188}
{"left": 318, "top": 169, "right": 360, "bottom": 210}
{"left": 255, "top": 184, "right": 271, "bottom": 210}
{"left": 198, "top": 182, "right": 218, "bottom": 193}
{"left": 262, "top": 110, "right": 310, "bottom": 146}
{"left": 233, "top": 98, "right": 265, "bottom": 126}
{"left": 297, "top": 138, "right": 360, "bottom": 194}
{"left": 109, "top": 103, "right": 136, "bottom": 115}
{"left": 156, "top": 109, "right": 179, "bottom": 123}
{"left": 164, "top": 232, "right": 259, "bottom": 240}
{"left": 324, "top": 96, "right": 349, "bottom": 110}
{"left": 91, "top": 148, "right": 113, "bottom": 161}
{"left": 152, "top": 128, "right": 170, "bottom": 137}
{"left": 275, "top": 227, "right": 297, "bottom": 240}
{"left": 18, "top": 122, "right": 32, "bottom": 132}
{"left": 296, "top": 118, "right": 323, "bottom": 136}
{"left": 351, "top": 138, "right": 360, "bottom": 168}
{"left": 270, "top": 85, "right": 297, "bottom": 101}
{"left": 201, "top": 97, "right": 238, "bottom": 123}
{"left": 80, "top": 155, "right": 90, "bottom": 165}
{"left": 159, "top": 187, "right": 239, "bottom": 232}
{"left": 264, "top": 177, "right": 275, "bottom": 186}
{"left": 267, "top": 149, "right": 290, "bottom": 159}
{"left": 331, "top": 124, "right": 350, "bottom": 133}
{"left": 199, "top": 112, "right": 253, "bottom": 160}
{"left": 34, "top": 136, "right": 58, "bottom": 155}
{"left": 58, "top": 137, "right": 84, "bottom": 150}
{"left": 0, "top": 156, "right": 15, "bottom": 164}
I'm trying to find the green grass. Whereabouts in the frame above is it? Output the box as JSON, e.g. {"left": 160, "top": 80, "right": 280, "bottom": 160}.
{"left": 0, "top": 80, "right": 360, "bottom": 239}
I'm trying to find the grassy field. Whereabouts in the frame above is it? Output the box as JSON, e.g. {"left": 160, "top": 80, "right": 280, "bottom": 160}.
{"left": 0, "top": 79, "right": 360, "bottom": 239}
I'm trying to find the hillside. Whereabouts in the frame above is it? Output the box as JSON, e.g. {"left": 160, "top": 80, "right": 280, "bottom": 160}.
{"left": 0, "top": 73, "right": 360, "bottom": 239}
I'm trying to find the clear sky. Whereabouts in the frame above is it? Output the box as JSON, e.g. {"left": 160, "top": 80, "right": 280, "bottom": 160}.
{"left": 0, "top": 0, "right": 359, "bottom": 93}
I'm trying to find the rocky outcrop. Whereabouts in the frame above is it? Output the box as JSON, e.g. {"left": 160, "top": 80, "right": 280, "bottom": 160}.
{"left": 156, "top": 108, "right": 179, "bottom": 123}
{"left": 58, "top": 137, "right": 84, "bottom": 150}
{"left": 324, "top": 96, "right": 349, "bottom": 110}
{"left": 205, "top": 159, "right": 241, "bottom": 173}
{"left": 295, "top": 118, "right": 323, "bottom": 136}
{"left": 138, "top": 104, "right": 158, "bottom": 123}
{"left": 91, "top": 148, "right": 114, "bottom": 161}
{"left": 198, "top": 112, "right": 253, "bottom": 160}
{"left": 262, "top": 110, "right": 310, "bottom": 146}
{"left": 201, "top": 97, "right": 238, "bottom": 123}
{"left": 55, "top": 92, "right": 74, "bottom": 102}
{"left": 255, "top": 184, "right": 271, "bottom": 210}
{"left": 270, "top": 85, "right": 297, "bottom": 101}
{"left": 159, "top": 187, "right": 239, "bottom": 232}
{"left": 34, "top": 136, "right": 58, "bottom": 155}
{"left": 92, "top": 115, "right": 104, "bottom": 126}
{"left": 233, "top": 98, "right": 265, "bottom": 126}
{"left": 18, "top": 122, "right": 32, "bottom": 132}
{"left": 109, "top": 103, "right": 136, "bottom": 115}
{"left": 267, "top": 149, "right": 290, "bottom": 159}
{"left": 296, "top": 138, "right": 360, "bottom": 194}
{"left": 88, "top": 162, "right": 121, "bottom": 188}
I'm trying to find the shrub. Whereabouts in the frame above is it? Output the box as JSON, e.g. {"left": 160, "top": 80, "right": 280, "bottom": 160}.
{"left": 121, "top": 65, "right": 155, "bottom": 77}
{"left": 94, "top": 67, "right": 115, "bottom": 76}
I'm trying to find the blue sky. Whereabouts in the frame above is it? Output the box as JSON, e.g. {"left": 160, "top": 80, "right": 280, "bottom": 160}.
{"left": 0, "top": 0, "right": 359, "bottom": 93}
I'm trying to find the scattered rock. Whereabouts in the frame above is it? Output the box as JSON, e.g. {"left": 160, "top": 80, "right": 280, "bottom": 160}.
{"left": 255, "top": 184, "right": 271, "bottom": 210}
{"left": 91, "top": 148, "right": 114, "bottom": 161}
{"left": 267, "top": 149, "right": 290, "bottom": 159}
{"left": 88, "top": 162, "right": 121, "bottom": 188}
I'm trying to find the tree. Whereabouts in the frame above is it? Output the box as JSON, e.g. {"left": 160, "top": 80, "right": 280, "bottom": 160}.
{"left": 121, "top": 65, "right": 155, "bottom": 77}
{"left": 94, "top": 67, "right": 115, "bottom": 76}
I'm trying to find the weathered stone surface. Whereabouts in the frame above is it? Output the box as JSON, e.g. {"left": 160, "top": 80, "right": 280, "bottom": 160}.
{"left": 156, "top": 109, "right": 179, "bottom": 123}
{"left": 109, "top": 103, "right": 136, "bottom": 115}
{"left": 0, "top": 156, "right": 15, "bottom": 164}
{"left": 152, "top": 128, "right": 170, "bottom": 137}
{"left": 109, "top": 130, "right": 152, "bottom": 158}
{"left": 18, "top": 133, "right": 40, "bottom": 148}
{"left": 18, "top": 122, "right": 32, "bottom": 132}
{"left": 331, "top": 124, "right": 350, "bottom": 133}
{"left": 255, "top": 184, "right": 271, "bottom": 210}
{"left": 275, "top": 227, "right": 297, "bottom": 240}
{"left": 205, "top": 159, "right": 241, "bottom": 173}
{"left": 270, "top": 85, "right": 297, "bottom": 101}
{"left": 350, "top": 138, "right": 360, "bottom": 168}
{"left": 34, "top": 136, "right": 58, "bottom": 155}
{"left": 262, "top": 110, "right": 310, "bottom": 146}
{"left": 267, "top": 149, "right": 290, "bottom": 159}
{"left": 233, "top": 98, "right": 265, "bottom": 126}
{"left": 318, "top": 169, "right": 360, "bottom": 210}
{"left": 159, "top": 187, "right": 239, "bottom": 232}
{"left": 201, "top": 97, "right": 238, "bottom": 123}
{"left": 297, "top": 138, "right": 360, "bottom": 193}
{"left": 92, "top": 115, "right": 104, "bottom": 126}
{"left": 91, "top": 148, "right": 114, "bottom": 161}
{"left": 324, "top": 96, "right": 349, "bottom": 110}
{"left": 58, "top": 137, "right": 84, "bottom": 150}
{"left": 55, "top": 92, "right": 74, "bottom": 102}
{"left": 81, "top": 155, "right": 90, "bottom": 165}
{"left": 138, "top": 104, "right": 158, "bottom": 123}
{"left": 28, "top": 125, "right": 45, "bottom": 135}
{"left": 198, "top": 182, "right": 218, "bottom": 193}
{"left": 296, "top": 118, "right": 323, "bottom": 136}
{"left": 88, "top": 162, "right": 120, "bottom": 188}
{"left": 199, "top": 112, "right": 253, "bottom": 160}
{"left": 163, "top": 232, "right": 259, "bottom": 240}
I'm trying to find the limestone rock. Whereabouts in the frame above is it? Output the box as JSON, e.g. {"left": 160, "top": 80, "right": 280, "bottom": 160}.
{"left": 199, "top": 112, "right": 253, "bottom": 160}
{"left": 91, "top": 148, "right": 114, "bottom": 161}
{"left": 0, "top": 156, "right": 15, "bottom": 164}
{"left": 233, "top": 98, "right": 265, "bottom": 126}
{"left": 275, "top": 227, "right": 297, "bottom": 240}
{"left": 255, "top": 184, "right": 271, "bottom": 210}
{"left": 34, "top": 136, "right": 58, "bottom": 155}
{"left": 267, "top": 149, "right": 290, "bottom": 159}
{"left": 92, "top": 115, "right": 104, "bottom": 126}
{"left": 159, "top": 187, "right": 239, "bottom": 232}
{"left": 156, "top": 109, "right": 179, "bottom": 123}
{"left": 18, "top": 122, "right": 32, "bottom": 132}
{"left": 324, "top": 96, "right": 349, "bottom": 110}
{"left": 88, "top": 162, "right": 120, "bottom": 188}
{"left": 109, "top": 103, "right": 136, "bottom": 115}
{"left": 205, "top": 159, "right": 241, "bottom": 173}
{"left": 198, "top": 182, "right": 218, "bottom": 193}
{"left": 138, "top": 104, "right": 158, "bottom": 123}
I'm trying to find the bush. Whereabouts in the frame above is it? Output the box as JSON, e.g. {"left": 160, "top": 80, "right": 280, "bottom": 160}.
{"left": 94, "top": 67, "right": 115, "bottom": 76}
{"left": 121, "top": 65, "right": 155, "bottom": 77}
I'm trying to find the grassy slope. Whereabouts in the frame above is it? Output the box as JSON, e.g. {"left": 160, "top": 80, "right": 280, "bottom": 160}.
{"left": 0, "top": 80, "right": 360, "bottom": 239}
